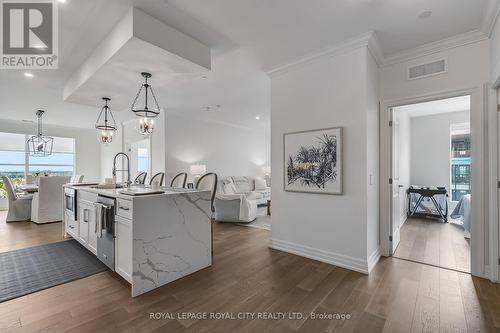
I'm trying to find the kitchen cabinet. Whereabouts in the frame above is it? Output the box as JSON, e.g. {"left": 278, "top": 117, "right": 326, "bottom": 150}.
{"left": 65, "top": 210, "right": 78, "bottom": 238}
{"left": 77, "top": 200, "right": 97, "bottom": 255}
{"left": 115, "top": 215, "right": 132, "bottom": 283}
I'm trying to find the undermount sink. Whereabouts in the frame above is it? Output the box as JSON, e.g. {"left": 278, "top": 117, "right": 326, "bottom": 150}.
{"left": 89, "top": 184, "right": 125, "bottom": 189}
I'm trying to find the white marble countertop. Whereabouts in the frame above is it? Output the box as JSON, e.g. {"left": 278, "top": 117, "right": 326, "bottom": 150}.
{"left": 64, "top": 184, "right": 209, "bottom": 199}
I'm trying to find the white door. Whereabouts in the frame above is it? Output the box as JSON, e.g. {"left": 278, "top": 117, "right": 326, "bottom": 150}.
{"left": 390, "top": 108, "right": 401, "bottom": 254}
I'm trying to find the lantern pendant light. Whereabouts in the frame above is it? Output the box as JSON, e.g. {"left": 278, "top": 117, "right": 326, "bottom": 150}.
{"left": 27, "top": 110, "right": 53, "bottom": 157}
{"left": 131, "top": 72, "right": 161, "bottom": 136}
{"left": 95, "top": 97, "right": 117, "bottom": 144}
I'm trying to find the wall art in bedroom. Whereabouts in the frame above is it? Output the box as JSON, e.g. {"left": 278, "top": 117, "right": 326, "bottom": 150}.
{"left": 284, "top": 127, "right": 343, "bottom": 194}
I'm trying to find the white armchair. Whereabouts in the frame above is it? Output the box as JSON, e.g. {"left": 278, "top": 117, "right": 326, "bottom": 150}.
{"left": 31, "top": 176, "right": 70, "bottom": 224}
{"left": 2, "top": 176, "right": 32, "bottom": 222}
{"left": 214, "top": 193, "right": 257, "bottom": 223}
{"left": 214, "top": 177, "right": 258, "bottom": 223}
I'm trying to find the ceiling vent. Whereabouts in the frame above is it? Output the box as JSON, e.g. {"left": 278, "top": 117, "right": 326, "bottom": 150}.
{"left": 408, "top": 59, "right": 447, "bottom": 80}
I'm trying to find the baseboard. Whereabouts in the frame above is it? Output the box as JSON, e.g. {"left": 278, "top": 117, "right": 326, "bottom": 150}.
{"left": 367, "top": 246, "right": 381, "bottom": 272}
{"left": 270, "top": 238, "right": 369, "bottom": 274}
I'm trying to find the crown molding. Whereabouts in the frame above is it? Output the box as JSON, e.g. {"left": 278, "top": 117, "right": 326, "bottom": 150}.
{"left": 367, "top": 31, "right": 384, "bottom": 67}
{"left": 382, "top": 30, "right": 489, "bottom": 67}
{"left": 481, "top": 0, "right": 500, "bottom": 36}
{"left": 265, "top": 26, "right": 489, "bottom": 76}
{"left": 265, "top": 31, "right": 380, "bottom": 77}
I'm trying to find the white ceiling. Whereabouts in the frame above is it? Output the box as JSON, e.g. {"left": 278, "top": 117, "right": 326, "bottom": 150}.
{"left": 395, "top": 95, "right": 471, "bottom": 118}
{"left": 0, "top": 0, "right": 491, "bottom": 130}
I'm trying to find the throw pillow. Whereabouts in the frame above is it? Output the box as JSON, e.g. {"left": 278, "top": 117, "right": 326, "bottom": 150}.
{"left": 254, "top": 177, "right": 267, "bottom": 190}
{"left": 222, "top": 179, "right": 237, "bottom": 194}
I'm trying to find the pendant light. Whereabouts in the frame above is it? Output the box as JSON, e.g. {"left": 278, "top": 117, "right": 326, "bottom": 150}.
{"left": 131, "top": 72, "right": 161, "bottom": 136}
{"left": 95, "top": 97, "right": 117, "bottom": 144}
{"left": 27, "top": 110, "right": 53, "bottom": 157}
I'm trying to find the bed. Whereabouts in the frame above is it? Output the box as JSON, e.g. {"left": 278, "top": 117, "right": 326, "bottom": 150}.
{"left": 450, "top": 194, "right": 471, "bottom": 239}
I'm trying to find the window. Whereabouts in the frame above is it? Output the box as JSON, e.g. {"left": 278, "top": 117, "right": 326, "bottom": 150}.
{"left": 450, "top": 124, "right": 471, "bottom": 202}
{"left": 28, "top": 136, "right": 75, "bottom": 176}
{"left": 0, "top": 132, "right": 28, "bottom": 192}
{"left": 0, "top": 132, "right": 75, "bottom": 193}
{"left": 137, "top": 147, "right": 149, "bottom": 173}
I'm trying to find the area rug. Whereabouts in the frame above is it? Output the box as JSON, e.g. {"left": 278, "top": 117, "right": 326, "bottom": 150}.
{"left": 237, "top": 207, "right": 271, "bottom": 230}
{"left": 0, "top": 240, "right": 108, "bottom": 302}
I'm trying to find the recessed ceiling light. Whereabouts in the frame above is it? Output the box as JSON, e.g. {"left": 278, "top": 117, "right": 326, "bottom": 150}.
{"left": 202, "top": 104, "right": 221, "bottom": 111}
{"left": 24, "top": 72, "right": 34, "bottom": 78}
{"left": 418, "top": 10, "right": 432, "bottom": 19}
{"left": 255, "top": 116, "right": 260, "bottom": 120}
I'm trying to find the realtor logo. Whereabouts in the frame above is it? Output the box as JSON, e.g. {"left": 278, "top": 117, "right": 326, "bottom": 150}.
{"left": 1, "top": 0, "right": 58, "bottom": 69}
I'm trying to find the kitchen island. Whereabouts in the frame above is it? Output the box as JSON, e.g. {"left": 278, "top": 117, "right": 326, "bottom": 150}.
{"left": 63, "top": 185, "right": 212, "bottom": 297}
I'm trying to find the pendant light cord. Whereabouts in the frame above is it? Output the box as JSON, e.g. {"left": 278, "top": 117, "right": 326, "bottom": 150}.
{"left": 36, "top": 110, "right": 44, "bottom": 137}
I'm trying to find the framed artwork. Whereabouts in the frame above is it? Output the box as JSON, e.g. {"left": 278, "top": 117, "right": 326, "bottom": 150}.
{"left": 284, "top": 127, "right": 343, "bottom": 195}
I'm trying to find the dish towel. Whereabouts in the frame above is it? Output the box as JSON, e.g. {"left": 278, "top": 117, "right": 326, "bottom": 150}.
{"left": 94, "top": 203, "right": 103, "bottom": 238}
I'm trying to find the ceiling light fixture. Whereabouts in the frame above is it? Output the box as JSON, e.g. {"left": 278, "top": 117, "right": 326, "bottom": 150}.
{"left": 58, "top": 0, "right": 67, "bottom": 3}
{"left": 418, "top": 10, "right": 432, "bottom": 19}
{"left": 24, "top": 72, "right": 34, "bottom": 78}
{"left": 131, "top": 72, "right": 161, "bottom": 136}
{"left": 95, "top": 97, "right": 117, "bottom": 144}
{"left": 27, "top": 110, "right": 53, "bottom": 157}
{"left": 255, "top": 116, "right": 260, "bottom": 120}
{"left": 202, "top": 104, "right": 221, "bottom": 112}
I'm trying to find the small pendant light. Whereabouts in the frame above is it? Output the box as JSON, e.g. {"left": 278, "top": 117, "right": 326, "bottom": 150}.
{"left": 131, "top": 72, "right": 161, "bottom": 135}
{"left": 27, "top": 110, "right": 53, "bottom": 157}
{"left": 95, "top": 97, "right": 117, "bottom": 144}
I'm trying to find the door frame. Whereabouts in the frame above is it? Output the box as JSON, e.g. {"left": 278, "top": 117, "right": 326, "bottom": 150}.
{"left": 488, "top": 84, "right": 499, "bottom": 283}
{"left": 380, "top": 86, "right": 489, "bottom": 279}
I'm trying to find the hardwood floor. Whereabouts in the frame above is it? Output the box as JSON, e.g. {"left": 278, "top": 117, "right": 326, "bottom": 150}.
{"left": 394, "top": 217, "right": 471, "bottom": 273}
{"left": 1, "top": 214, "right": 499, "bottom": 332}
{"left": 0, "top": 210, "right": 65, "bottom": 253}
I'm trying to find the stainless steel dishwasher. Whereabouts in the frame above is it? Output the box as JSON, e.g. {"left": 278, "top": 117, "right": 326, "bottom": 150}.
{"left": 96, "top": 195, "right": 116, "bottom": 270}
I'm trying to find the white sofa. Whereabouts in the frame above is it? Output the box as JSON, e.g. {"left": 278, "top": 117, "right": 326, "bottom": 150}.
{"left": 214, "top": 176, "right": 270, "bottom": 223}
{"left": 221, "top": 176, "right": 271, "bottom": 205}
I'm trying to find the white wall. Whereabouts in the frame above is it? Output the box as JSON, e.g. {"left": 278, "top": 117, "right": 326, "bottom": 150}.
{"left": 101, "top": 110, "right": 269, "bottom": 185}
{"left": 269, "top": 45, "right": 379, "bottom": 273}
{"left": 0, "top": 119, "right": 101, "bottom": 182}
{"left": 100, "top": 130, "right": 122, "bottom": 181}
{"left": 410, "top": 111, "right": 470, "bottom": 209}
{"left": 490, "top": 11, "right": 500, "bottom": 85}
{"left": 164, "top": 113, "right": 270, "bottom": 184}
{"left": 381, "top": 40, "right": 490, "bottom": 101}
{"left": 366, "top": 51, "right": 380, "bottom": 265}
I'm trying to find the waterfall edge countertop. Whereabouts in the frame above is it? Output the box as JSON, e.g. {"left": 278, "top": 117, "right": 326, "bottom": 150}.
{"left": 63, "top": 184, "right": 213, "bottom": 297}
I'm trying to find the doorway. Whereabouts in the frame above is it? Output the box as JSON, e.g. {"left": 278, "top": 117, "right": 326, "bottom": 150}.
{"left": 389, "top": 95, "right": 472, "bottom": 273}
